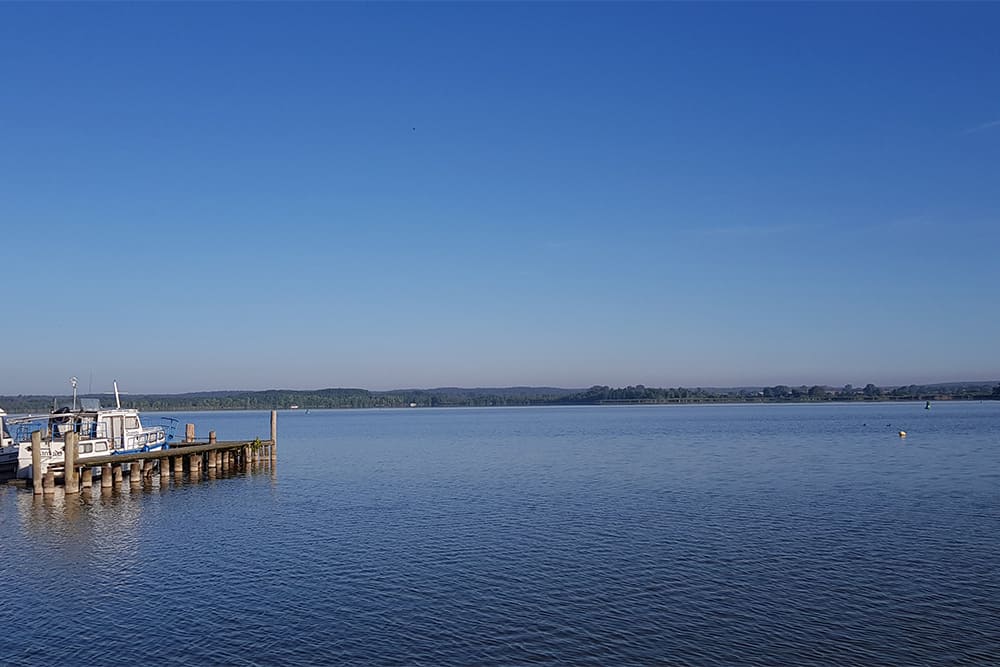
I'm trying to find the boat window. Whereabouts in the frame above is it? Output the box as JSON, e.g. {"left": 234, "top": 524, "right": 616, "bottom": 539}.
{"left": 138, "top": 434, "right": 147, "bottom": 445}
{"left": 81, "top": 443, "right": 93, "bottom": 454}
{"left": 95, "top": 442, "right": 108, "bottom": 452}
{"left": 125, "top": 416, "right": 140, "bottom": 430}
{"left": 109, "top": 417, "right": 124, "bottom": 445}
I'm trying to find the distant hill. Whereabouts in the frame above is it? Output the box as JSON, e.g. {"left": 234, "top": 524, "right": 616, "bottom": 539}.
{"left": 1, "top": 381, "right": 996, "bottom": 413}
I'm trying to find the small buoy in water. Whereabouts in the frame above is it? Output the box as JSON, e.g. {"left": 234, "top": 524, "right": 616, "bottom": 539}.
{"left": 898, "top": 430, "right": 907, "bottom": 438}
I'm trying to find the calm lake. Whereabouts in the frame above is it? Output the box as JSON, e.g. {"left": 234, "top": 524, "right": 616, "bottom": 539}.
{"left": 2, "top": 402, "right": 999, "bottom": 665}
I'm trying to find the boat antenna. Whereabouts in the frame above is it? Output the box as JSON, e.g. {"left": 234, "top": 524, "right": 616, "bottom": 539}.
{"left": 70, "top": 377, "right": 78, "bottom": 411}
{"left": 114, "top": 380, "right": 121, "bottom": 409}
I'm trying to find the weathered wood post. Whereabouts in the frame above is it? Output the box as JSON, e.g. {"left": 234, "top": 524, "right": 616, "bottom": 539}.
{"left": 270, "top": 410, "right": 277, "bottom": 460}
{"left": 42, "top": 471, "right": 56, "bottom": 494}
{"left": 173, "top": 455, "right": 184, "bottom": 475}
{"left": 130, "top": 462, "right": 142, "bottom": 487}
{"left": 185, "top": 423, "right": 195, "bottom": 444}
{"left": 101, "top": 466, "right": 113, "bottom": 489}
{"left": 208, "top": 432, "right": 217, "bottom": 468}
{"left": 64, "top": 432, "right": 79, "bottom": 494}
{"left": 81, "top": 468, "right": 93, "bottom": 489}
{"left": 112, "top": 464, "right": 123, "bottom": 487}
{"left": 31, "top": 431, "right": 43, "bottom": 495}
{"left": 160, "top": 456, "right": 170, "bottom": 478}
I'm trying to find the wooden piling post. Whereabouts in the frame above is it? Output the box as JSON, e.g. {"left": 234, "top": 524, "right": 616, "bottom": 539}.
{"left": 112, "top": 464, "right": 123, "bottom": 486}
{"left": 101, "top": 466, "right": 113, "bottom": 488}
{"left": 185, "top": 423, "right": 195, "bottom": 444}
{"left": 270, "top": 410, "right": 277, "bottom": 459}
{"left": 81, "top": 468, "right": 93, "bottom": 489}
{"left": 173, "top": 456, "right": 184, "bottom": 475}
{"left": 143, "top": 460, "right": 155, "bottom": 479}
{"left": 160, "top": 456, "right": 170, "bottom": 478}
{"left": 130, "top": 462, "right": 142, "bottom": 486}
{"left": 188, "top": 454, "right": 200, "bottom": 475}
{"left": 206, "top": 434, "right": 215, "bottom": 468}
{"left": 31, "top": 431, "right": 43, "bottom": 495}
{"left": 64, "top": 432, "right": 79, "bottom": 494}
{"left": 42, "top": 471, "right": 55, "bottom": 494}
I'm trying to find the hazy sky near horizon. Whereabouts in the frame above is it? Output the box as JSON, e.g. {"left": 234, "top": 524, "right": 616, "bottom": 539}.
{"left": 2, "top": 2, "right": 999, "bottom": 395}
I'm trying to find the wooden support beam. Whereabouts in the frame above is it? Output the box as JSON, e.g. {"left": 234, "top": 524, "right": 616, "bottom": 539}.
{"left": 270, "top": 410, "right": 277, "bottom": 459}
{"left": 31, "top": 431, "right": 42, "bottom": 495}
{"left": 64, "top": 432, "right": 79, "bottom": 494}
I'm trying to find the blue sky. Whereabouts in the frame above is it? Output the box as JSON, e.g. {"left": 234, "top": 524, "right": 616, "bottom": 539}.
{"left": 2, "top": 2, "right": 998, "bottom": 394}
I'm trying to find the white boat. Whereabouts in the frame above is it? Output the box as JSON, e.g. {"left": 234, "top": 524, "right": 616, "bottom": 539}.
{"left": 0, "top": 382, "right": 178, "bottom": 479}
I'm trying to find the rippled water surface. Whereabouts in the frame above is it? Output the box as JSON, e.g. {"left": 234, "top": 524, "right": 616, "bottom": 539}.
{"left": 3, "top": 403, "right": 999, "bottom": 665}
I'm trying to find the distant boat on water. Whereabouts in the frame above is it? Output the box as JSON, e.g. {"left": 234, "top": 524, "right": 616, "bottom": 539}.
{"left": 925, "top": 401, "right": 931, "bottom": 410}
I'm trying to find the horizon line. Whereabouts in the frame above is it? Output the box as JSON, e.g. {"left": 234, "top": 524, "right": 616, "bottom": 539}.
{"left": 4, "top": 378, "right": 999, "bottom": 398}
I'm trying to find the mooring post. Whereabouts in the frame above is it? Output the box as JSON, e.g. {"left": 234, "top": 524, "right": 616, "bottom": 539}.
{"left": 43, "top": 471, "right": 55, "bottom": 494}
{"left": 31, "top": 430, "right": 43, "bottom": 495}
{"left": 64, "top": 432, "right": 79, "bottom": 494}
{"left": 173, "top": 456, "right": 184, "bottom": 475}
{"left": 130, "top": 462, "right": 141, "bottom": 486}
{"left": 101, "top": 466, "right": 113, "bottom": 489}
{"left": 270, "top": 410, "right": 277, "bottom": 459}
{"left": 112, "top": 464, "right": 123, "bottom": 487}
{"left": 160, "top": 456, "right": 170, "bottom": 478}
{"left": 209, "top": 430, "right": 216, "bottom": 445}
{"left": 81, "top": 468, "right": 93, "bottom": 489}
{"left": 185, "top": 423, "right": 195, "bottom": 444}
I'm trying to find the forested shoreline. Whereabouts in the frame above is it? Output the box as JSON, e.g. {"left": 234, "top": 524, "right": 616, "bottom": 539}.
{"left": 2, "top": 382, "right": 998, "bottom": 413}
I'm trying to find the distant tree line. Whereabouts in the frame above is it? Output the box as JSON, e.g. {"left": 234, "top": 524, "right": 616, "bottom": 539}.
{"left": 549, "top": 382, "right": 1000, "bottom": 405}
{"left": 2, "top": 382, "right": 997, "bottom": 413}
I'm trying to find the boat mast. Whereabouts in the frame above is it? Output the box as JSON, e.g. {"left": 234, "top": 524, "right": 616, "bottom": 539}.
{"left": 114, "top": 380, "right": 121, "bottom": 409}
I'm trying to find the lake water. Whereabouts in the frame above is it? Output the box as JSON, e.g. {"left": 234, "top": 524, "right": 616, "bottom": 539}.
{"left": 2, "top": 402, "right": 999, "bottom": 665}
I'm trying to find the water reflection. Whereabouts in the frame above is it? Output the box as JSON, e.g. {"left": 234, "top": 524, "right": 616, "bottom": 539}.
{"left": 11, "top": 459, "right": 277, "bottom": 538}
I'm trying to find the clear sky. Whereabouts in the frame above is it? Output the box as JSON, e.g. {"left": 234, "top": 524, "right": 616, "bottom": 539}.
{"left": 2, "top": 2, "right": 998, "bottom": 395}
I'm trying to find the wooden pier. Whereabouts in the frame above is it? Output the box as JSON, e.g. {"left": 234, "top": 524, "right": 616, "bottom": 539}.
{"left": 31, "top": 410, "right": 277, "bottom": 495}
